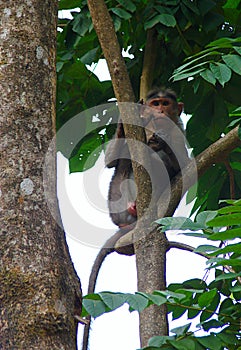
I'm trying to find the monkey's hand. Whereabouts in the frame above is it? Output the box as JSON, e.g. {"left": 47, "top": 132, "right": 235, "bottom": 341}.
{"left": 127, "top": 201, "right": 137, "bottom": 217}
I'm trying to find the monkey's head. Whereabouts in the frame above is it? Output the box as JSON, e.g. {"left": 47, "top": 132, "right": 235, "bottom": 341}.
{"left": 144, "top": 88, "right": 183, "bottom": 125}
{"left": 141, "top": 88, "right": 184, "bottom": 148}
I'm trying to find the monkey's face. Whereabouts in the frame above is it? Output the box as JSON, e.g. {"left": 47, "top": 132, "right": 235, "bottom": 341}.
{"left": 147, "top": 95, "right": 182, "bottom": 123}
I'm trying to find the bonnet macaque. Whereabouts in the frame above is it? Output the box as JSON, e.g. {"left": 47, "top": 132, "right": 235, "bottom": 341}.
{"left": 82, "top": 88, "right": 189, "bottom": 350}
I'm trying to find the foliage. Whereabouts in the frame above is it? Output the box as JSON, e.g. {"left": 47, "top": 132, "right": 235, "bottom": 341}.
{"left": 82, "top": 200, "right": 241, "bottom": 349}
{"left": 57, "top": 0, "right": 241, "bottom": 212}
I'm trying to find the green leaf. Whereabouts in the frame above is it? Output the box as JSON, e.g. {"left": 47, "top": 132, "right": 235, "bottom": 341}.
{"left": 148, "top": 335, "right": 174, "bottom": 347}
{"left": 194, "top": 245, "right": 218, "bottom": 254}
{"left": 145, "top": 14, "right": 176, "bottom": 29}
{"left": 188, "top": 305, "right": 201, "bottom": 319}
{"left": 197, "top": 334, "right": 222, "bottom": 350}
{"left": 83, "top": 296, "right": 107, "bottom": 318}
{"left": 231, "top": 161, "right": 241, "bottom": 171}
{"left": 169, "top": 338, "right": 196, "bottom": 350}
{"left": 80, "top": 47, "right": 99, "bottom": 65}
{"left": 210, "top": 63, "right": 232, "bottom": 87}
{"left": 207, "top": 257, "right": 241, "bottom": 268}
{"left": 156, "top": 217, "right": 205, "bottom": 231}
{"left": 110, "top": 8, "right": 132, "bottom": 20}
{"left": 154, "top": 290, "right": 186, "bottom": 301}
{"left": 172, "top": 67, "right": 206, "bottom": 82}
{"left": 209, "top": 242, "right": 241, "bottom": 256}
{"left": 126, "top": 293, "right": 148, "bottom": 312}
{"left": 171, "top": 323, "right": 191, "bottom": 336}
{"left": 208, "top": 227, "right": 241, "bottom": 241}
{"left": 215, "top": 271, "right": 241, "bottom": 281}
{"left": 222, "top": 54, "right": 241, "bottom": 76}
{"left": 207, "top": 37, "right": 241, "bottom": 48}
{"left": 201, "top": 319, "right": 224, "bottom": 331}
{"left": 172, "top": 305, "right": 186, "bottom": 320}
{"left": 218, "top": 205, "right": 241, "bottom": 214}
{"left": 117, "top": 0, "right": 136, "bottom": 13}
{"left": 198, "top": 0, "right": 216, "bottom": 15}
{"left": 200, "top": 69, "right": 216, "bottom": 85}
{"left": 234, "top": 46, "right": 241, "bottom": 55}
{"left": 217, "top": 331, "right": 238, "bottom": 345}
{"left": 183, "top": 0, "right": 200, "bottom": 14}
{"left": 230, "top": 285, "right": 241, "bottom": 292}
{"left": 139, "top": 292, "right": 166, "bottom": 306}
{"left": 207, "top": 213, "right": 241, "bottom": 227}
{"left": 196, "top": 211, "right": 218, "bottom": 226}
{"left": 198, "top": 289, "right": 217, "bottom": 308}
{"left": 99, "top": 292, "right": 126, "bottom": 311}
{"left": 58, "top": 0, "right": 81, "bottom": 10}
{"left": 69, "top": 133, "right": 103, "bottom": 173}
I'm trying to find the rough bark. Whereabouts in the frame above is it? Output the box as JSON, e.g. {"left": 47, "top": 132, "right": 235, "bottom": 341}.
{"left": 0, "top": 1, "right": 81, "bottom": 349}
{"left": 135, "top": 229, "right": 169, "bottom": 343}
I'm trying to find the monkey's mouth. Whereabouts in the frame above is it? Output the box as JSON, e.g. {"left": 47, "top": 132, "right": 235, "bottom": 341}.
{"left": 148, "top": 134, "right": 162, "bottom": 144}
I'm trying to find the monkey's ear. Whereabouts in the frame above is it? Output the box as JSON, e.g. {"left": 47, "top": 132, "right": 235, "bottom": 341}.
{"left": 177, "top": 102, "right": 184, "bottom": 116}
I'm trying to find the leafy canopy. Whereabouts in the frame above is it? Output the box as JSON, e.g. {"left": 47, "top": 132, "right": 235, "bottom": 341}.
{"left": 57, "top": 0, "right": 241, "bottom": 213}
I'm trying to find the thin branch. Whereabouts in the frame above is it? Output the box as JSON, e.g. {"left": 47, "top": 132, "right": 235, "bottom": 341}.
{"left": 223, "top": 160, "right": 236, "bottom": 199}
{"left": 167, "top": 241, "right": 209, "bottom": 259}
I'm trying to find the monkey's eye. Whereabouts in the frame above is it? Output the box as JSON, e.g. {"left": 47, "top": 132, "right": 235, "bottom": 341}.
{"left": 150, "top": 100, "right": 160, "bottom": 106}
{"left": 162, "top": 100, "right": 170, "bottom": 106}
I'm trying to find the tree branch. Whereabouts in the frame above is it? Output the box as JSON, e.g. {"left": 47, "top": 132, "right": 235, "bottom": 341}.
{"left": 158, "top": 125, "right": 241, "bottom": 218}
{"left": 167, "top": 241, "right": 209, "bottom": 259}
{"left": 87, "top": 0, "right": 135, "bottom": 102}
{"left": 140, "top": 28, "right": 158, "bottom": 100}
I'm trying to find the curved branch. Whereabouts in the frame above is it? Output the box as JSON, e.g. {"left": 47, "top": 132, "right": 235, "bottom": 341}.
{"left": 167, "top": 241, "right": 209, "bottom": 259}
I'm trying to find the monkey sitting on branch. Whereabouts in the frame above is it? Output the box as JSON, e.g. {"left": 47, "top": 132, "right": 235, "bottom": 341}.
{"left": 81, "top": 88, "right": 189, "bottom": 350}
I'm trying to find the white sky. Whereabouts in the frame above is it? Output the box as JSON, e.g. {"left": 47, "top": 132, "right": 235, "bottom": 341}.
{"left": 57, "top": 9, "right": 213, "bottom": 349}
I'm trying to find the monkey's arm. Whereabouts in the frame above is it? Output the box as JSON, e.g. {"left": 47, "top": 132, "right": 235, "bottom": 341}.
{"left": 105, "top": 121, "right": 130, "bottom": 168}
{"left": 105, "top": 137, "right": 126, "bottom": 168}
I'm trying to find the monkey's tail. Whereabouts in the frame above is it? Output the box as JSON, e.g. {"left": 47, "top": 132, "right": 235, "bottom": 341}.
{"left": 81, "top": 230, "right": 125, "bottom": 350}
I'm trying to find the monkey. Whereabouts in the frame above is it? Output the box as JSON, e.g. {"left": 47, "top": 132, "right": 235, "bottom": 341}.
{"left": 106, "top": 88, "right": 189, "bottom": 228}
{"left": 82, "top": 88, "right": 189, "bottom": 350}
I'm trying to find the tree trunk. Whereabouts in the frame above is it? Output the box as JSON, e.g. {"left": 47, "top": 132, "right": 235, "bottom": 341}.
{"left": 135, "top": 229, "right": 169, "bottom": 346}
{"left": 0, "top": 1, "right": 81, "bottom": 349}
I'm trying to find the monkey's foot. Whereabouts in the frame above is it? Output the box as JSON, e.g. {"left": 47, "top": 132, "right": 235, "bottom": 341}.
{"left": 115, "top": 231, "right": 134, "bottom": 256}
